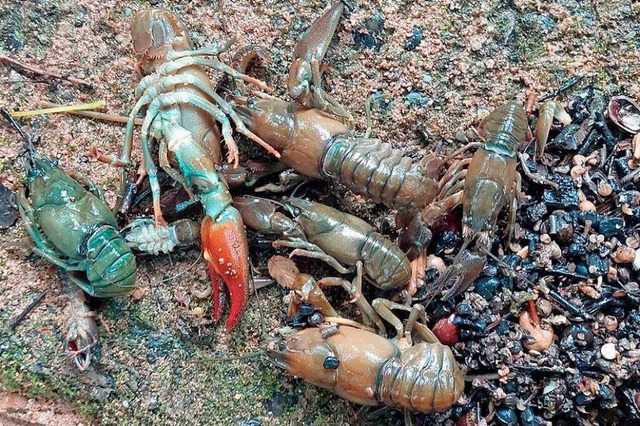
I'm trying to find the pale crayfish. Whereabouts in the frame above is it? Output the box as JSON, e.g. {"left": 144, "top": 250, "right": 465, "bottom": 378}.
{"left": 95, "top": 9, "right": 279, "bottom": 328}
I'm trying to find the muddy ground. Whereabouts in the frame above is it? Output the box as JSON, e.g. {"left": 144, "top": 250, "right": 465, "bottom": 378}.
{"left": 0, "top": 0, "right": 639, "bottom": 425}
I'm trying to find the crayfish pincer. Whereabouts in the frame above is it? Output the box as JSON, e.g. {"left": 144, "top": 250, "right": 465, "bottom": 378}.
{"left": 268, "top": 323, "right": 464, "bottom": 414}
{"left": 4, "top": 110, "right": 137, "bottom": 298}
{"left": 96, "top": 9, "right": 278, "bottom": 328}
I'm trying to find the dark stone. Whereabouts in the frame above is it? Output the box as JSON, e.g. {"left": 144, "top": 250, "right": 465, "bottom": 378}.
{"left": 495, "top": 407, "right": 518, "bottom": 426}
{"left": 455, "top": 303, "right": 476, "bottom": 317}
{"left": 561, "top": 323, "right": 594, "bottom": 350}
{"left": 585, "top": 253, "right": 609, "bottom": 276}
{"left": 520, "top": 407, "right": 542, "bottom": 426}
{"left": 308, "top": 312, "right": 324, "bottom": 326}
{"left": 574, "top": 210, "right": 600, "bottom": 226}
{"left": 404, "top": 26, "right": 423, "bottom": 50}
{"left": 353, "top": 11, "right": 385, "bottom": 51}
{"left": 0, "top": 183, "right": 18, "bottom": 229}
{"left": 574, "top": 350, "right": 597, "bottom": 370}
{"left": 524, "top": 201, "right": 548, "bottom": 223}
{"left": 548, "top": 124, "right": 581, "bottom": 151}
{"left": 298, "top": 303, "right": 316, "bottom": 316}
{"left": 404, "top": 91, "right": 430, "bottom": 107}
{"left": 574, "top": 262, "right": 589, "bottom": 277}
{"left": 567, "top": 234, "right": 587, "bottom": 258}
{"left": 546, "top": 210, "right": 574, "bottom": 242}
{"left": 433, "top": 230, "right": 462, "bottom": 256}
{"left": 543, "top": 175, "right": 579, "bottom": 210}
{"left": 502, "top": 254, "right": 523, "bottom": 270}
{"left": 575, "top": 392, "right": 595, "bottom": 406}
{"left": 474, "top": 276, "right": 501, "bottom": 299}
{"left": 495, "top": 320, "right": 510, "bottom": 335}
{"left": 594, "top": 217, "right": 624, "bottom": 238}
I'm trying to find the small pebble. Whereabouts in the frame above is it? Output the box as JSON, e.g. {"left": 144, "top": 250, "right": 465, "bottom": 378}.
{"left": 626, "top": 236, "right": 639, "bottom": 249}
{"left": 540, "top": 233, "right": 551, "bottom": 244}
{"left": 580, "top": 200, "right": 597, "bottom": 212}
{"left": 604, "top": 315, "right": 618, "bottom": 332}
{"left": 536, "top": 298, "right": 553, "bottom": 317}
{"left": 601, "top": 343, "right": 617, "bottom": 360}
{"left": 633, "top": 249, "right": 640, "bottom": 270}
{"left": 598, "top": 182, "right": 613, "bottom": 197}
{"left": 192, "top": 307, "right": 204, "bottom": 316}
{"left": 455, "top": 130, "right": 468, "bottom": 143}
{"left": 432, "top": 315, "right": 460, "bottom": 345}
{"left": 613, "top": 246, "right": 635, "bottom": 264}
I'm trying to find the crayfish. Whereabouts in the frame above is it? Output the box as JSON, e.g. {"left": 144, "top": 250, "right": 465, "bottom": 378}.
{"left": 96, "top": 9, "right": 279, "bottom": 328}
{"left": 267, "top": 257, "right": 464, "bottom": 417}
{"left": 4, "top": 110, "right": 135, "bottom": 369}
{"left": 233, "top": 196, "right": 412, "bottom": 291}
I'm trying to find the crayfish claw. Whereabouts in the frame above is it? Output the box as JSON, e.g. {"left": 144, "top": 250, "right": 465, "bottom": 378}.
{"left": 201, "top": 211, "right": 252, "bottom": 329}
{"left": 63, "top": 289, "right": 99, "bottom": 371}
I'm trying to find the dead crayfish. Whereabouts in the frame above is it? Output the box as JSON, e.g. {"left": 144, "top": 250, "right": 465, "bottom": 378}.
{"left": 430, "top": 101, "right": 528, "bottom": 299}
{"left": 95, "top": 9, "right": 278, "bottom": 328}
{"left": 267, "top": 262, "right": 464, "bottom": 416}
{"left": 4, "top": 110, "right": 135, "bottom": 369}
{"left": 233, "top": 196, "right": 412, "bottom": 291}
{"left": 232, "top": 2, "right": 446, "bottom": 214}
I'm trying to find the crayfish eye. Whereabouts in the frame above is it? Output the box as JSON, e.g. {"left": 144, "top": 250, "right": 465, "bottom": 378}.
{"left": 288, "top": 206, "right": 301, "bottom": 217}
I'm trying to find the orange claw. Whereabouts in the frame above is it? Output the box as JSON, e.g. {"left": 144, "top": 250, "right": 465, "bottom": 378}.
{"left": 201, "top": 213, "right": 251, "bottom": 329}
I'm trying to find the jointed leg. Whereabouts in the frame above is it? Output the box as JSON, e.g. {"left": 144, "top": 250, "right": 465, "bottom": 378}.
{"left": 372, "top": 299, "right": 426, "bottom": 346}
{"left": 159, "top": 57, "right": 272, "bottom": 92}
{"left": 139, "top": 99, "right": 168, "bottom": 227}
{"left": 167, "top": 36, "right": 238, "bottom": 61}
{"left": 274, "top": 238, "right": 351, "bottom": 274}
{"left": 329, "top": 261, "right": 387, "bottom": 335}
{"left": 308, "top": 55, "right": 353, "bottom": 122}
{"left": 158, "top": 141, "right": 194, "bottom": 199}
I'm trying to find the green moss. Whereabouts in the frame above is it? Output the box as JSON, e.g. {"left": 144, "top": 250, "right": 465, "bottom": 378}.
{"left": 0, "top": 347, "right": 76, "bottom": 402}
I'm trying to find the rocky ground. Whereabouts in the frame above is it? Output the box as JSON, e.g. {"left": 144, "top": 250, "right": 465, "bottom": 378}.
{"left": 1, "top": 0, "right": 639, "bottom": 425}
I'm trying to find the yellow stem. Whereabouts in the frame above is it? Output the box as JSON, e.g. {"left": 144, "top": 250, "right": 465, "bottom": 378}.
{"left": 11, "top": 100, "right": 106, "bottom": 118}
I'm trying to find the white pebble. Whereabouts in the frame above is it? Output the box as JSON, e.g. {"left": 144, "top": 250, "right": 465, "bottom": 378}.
{"left": 633, "top": 249, "right": 640, "bottom": 270}
{"left": 601, "top": 343, "right": 617, "bottom": 360}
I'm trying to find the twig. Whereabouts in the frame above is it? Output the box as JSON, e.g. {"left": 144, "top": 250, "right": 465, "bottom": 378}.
{"left": 537, "top": 76, "right": 584, "bottom": 102}
{"left": 10, "top": 291, "right": 47, "bottom": 330}
{"left": 39, "top": 101, "right": 143, "bottom": 125}
{"left": 11, "top": 100, "right": 105, "bottom": 118}
{"left": 0, "top": 55, "right": 94, "bottom": 89}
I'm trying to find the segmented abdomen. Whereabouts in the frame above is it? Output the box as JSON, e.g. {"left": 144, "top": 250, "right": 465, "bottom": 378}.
{"left": 481, "top": 101, "right": 527, "bottom": 155}
{"left": 378, "top": 342, "right": 464, "bottom": 412}
{"left": 85, "top": 226, "right": 137, "bottom": 297}
{"left": 360, "top": 232, "right": 411, "bottom": 290}
{"left": 321, "top": 137, "right": 434, "bottom": 211}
